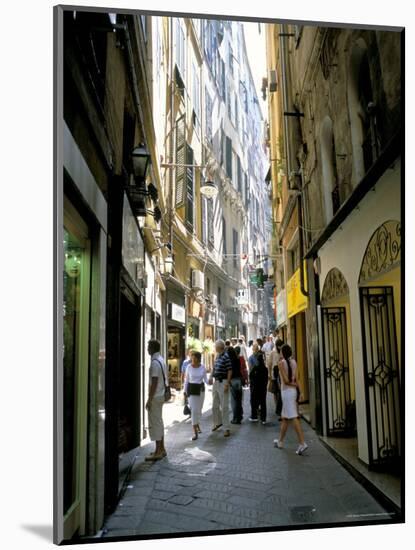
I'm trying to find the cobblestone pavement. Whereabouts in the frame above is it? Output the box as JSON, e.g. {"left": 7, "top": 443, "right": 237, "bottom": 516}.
{"left": 101, "top": 389, "right": 396, "bottom": 539}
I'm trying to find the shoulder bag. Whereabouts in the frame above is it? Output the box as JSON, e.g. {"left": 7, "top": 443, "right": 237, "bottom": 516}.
{"left": 156, "top": 359, "right": 172, "bottom": 402}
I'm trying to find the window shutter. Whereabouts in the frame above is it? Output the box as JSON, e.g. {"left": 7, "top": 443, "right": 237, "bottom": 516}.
{"left": 175, "top": 115, "right": 186, "bottom": 207}
{"left": 226, "top": 137, "right": 232, "bottom": 179}
{"left": 201, "top": 195, "right": 207, "bottom": 245}
{"left": 207, "top": 198, "right": 214, "bottom": 248}
{"left": 237, "top": 156, "right": 242, "bottom": 193}
{"left": 185, "top": 144, "right": 194, "bottom": 229}
{"left": 222, "top": 216, "right": 227, "bottom": 256}
{"left": 233, "top": 229, "right": 238, "bottom": 267}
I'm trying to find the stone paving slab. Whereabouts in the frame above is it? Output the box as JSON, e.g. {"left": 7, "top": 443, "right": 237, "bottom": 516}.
{"left": 102, "top": 390, "right": 398, "bottom": 539}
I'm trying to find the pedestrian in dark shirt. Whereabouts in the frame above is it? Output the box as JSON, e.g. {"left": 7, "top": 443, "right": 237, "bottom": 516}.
{"left": 269, "top": 339, "right": 284, "bottom": 418}
{"left": 249, "top": 344, "right": 268, "bottom": 424}
{"left": 228, "top": 346, "right": 243, "bottom": 424}
{"left": 209, "top": 340, "right": 233, "bottom": 437}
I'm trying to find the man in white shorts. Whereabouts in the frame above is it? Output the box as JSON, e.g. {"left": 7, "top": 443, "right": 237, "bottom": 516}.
{"left": 145, "top": 339, "right": 168, "bottom": 461}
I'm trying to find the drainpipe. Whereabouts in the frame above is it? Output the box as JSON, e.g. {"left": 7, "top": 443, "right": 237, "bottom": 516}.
{"left": 279, "top": 24, "right": 294, "bottom": 186}
{"left": 298, "top": 192, "right": 309, "bottom": 298}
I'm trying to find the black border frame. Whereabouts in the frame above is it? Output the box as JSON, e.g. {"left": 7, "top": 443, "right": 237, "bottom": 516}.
{"left": 53, "top": 4, "right": 405, "bottom": 545}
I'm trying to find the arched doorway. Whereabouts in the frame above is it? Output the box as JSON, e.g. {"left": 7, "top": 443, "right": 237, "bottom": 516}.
{"left": 321, "top": 268, "right": 355, "bottom": 436}
{"left": 359, "top": 220, "right": 401, "bottom": 469}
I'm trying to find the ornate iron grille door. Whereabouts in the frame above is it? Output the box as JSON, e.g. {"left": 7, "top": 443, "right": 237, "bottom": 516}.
{"left": 321, "top": 307, "right": 353, "bottom": 435}
{"left": 360, "top": 286, "right": 401, "bottom": 467}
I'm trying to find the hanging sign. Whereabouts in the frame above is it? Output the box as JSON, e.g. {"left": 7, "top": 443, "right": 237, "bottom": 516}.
{"left": 287, "top": 261, "right": 308, "bottom": 318}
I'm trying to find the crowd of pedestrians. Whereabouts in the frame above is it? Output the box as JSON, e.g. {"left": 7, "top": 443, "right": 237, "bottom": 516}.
{"left": 144, "top": 333, "right": 308, "bottom": 461}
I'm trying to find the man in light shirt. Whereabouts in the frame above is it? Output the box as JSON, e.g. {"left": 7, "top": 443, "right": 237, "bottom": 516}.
{"left": 262, "top": 335, "right": 274, "bottom": 369}
{"left": 145, "top": 339, "right": 168, "bottom": 461}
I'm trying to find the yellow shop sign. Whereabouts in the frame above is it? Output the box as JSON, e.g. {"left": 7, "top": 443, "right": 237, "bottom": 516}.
{"left": 287, "top": 262, "right": 308, "bottom": 318}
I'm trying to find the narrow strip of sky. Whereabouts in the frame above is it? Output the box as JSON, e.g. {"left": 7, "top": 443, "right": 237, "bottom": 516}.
{"left": 243, "top": 22, "right": 268, "bottom": 120}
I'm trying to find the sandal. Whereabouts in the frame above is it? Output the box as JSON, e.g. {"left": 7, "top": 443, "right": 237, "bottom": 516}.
{"left": 212, "top": 424, "right": 222, "bottom": 431}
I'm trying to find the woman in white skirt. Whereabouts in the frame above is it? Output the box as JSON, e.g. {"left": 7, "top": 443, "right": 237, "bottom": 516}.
{"left": 273, "top": 344, "right": 308, "bottom": 455}
{"left": 184, "top": 351, "right": 209, "bottom": 440}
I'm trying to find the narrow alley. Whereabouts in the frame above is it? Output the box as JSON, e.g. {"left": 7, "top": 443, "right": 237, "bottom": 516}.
{"left": 101, "top": 390, "right": 396, "bottom": 539}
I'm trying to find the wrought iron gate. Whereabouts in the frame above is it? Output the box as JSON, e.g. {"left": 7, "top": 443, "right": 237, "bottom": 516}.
{"left": 321, "top": 307, "right": 353, "bottom": 435}
{"left": 360, "top": 286, "right": 401, "bottom": 467}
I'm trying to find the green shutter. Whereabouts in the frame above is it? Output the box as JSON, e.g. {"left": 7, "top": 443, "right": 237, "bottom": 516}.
{"left": 185, "top": 144, "right": 194, "bottom": 229}
{"left": 201, "top": 195, "right": 207, "bottom": 245}
{"left": 226, "top": 137, "right": 232, "bottom": 179}
{"left": 175, "top": 115, "right": 186, "bottom": 207}
{"left": 207, "top": 198, "right": 214, "bottom": 248}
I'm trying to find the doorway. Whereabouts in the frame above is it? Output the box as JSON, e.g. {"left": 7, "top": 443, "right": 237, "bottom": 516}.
{"left": 321, "top": 307, "right": 354, "bottom": 435}
{"left": 360, "top": 286, "right": 401, "bottom": 468}
{"left": 63, "top": 199, "right": 91, "bottom": 539}
{"left": 118, "top": 289, "right": 141, "bottom": 455}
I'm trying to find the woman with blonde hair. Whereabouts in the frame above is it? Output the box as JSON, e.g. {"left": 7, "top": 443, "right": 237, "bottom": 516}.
{"left": 184, "top": 351, "right": 208, "bottom": 440}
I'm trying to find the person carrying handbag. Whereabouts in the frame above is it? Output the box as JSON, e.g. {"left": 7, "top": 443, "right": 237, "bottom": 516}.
{"left": 183, "top": 351, "right": 208, "bottom": 440}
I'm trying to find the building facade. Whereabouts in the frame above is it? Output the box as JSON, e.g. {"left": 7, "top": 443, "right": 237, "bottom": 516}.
{"left": 266, "top": 22, "right": 402, "bottom": 479}
{"left": 58, "top": 7, "right": 271, "bottom": 541}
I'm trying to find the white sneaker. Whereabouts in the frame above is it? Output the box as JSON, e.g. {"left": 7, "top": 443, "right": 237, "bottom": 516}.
{"left": 249, "top": 418, "right": 259, "bottom": 422}
{"left": 261, "top": 421, "right": 267, "bottom": 425}
{"left": 273, "top": 439, "right": 283, "bottom": 448}
{"left": 296, "top": 443, "right": 308, "bottom": 455}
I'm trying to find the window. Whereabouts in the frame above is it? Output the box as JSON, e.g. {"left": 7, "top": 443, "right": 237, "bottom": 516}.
{"left": 175, "top": 19, "right": 186, "bottom": 81}
{"left": 233, "top": 229, "right": 239, "bottom": 268}
{"left": 220, "top": 58, "right": 226, "bottom": 99}
{"left": 201, "top": 196, "right": 208, "bottom": 245}
{"left": 227, "top": 81, "right": 232, "bottom": 119}
{"left": 205, "top": 88, "right": 213, "bottom": 143}
{"left": 218, "top": 286, "right": 222, "bottom": 305}
{"left": 235, "top": 96, "right": 239, "bottom": 130}
{"left": 225, "top": 136, "right": 232, "bottom": 179}
{"left": 232, "top": 150, "right": 237, "bottom": 188}
{"left": 222, "top": 216, "right": 227, "bottom": 256}
{"left": 229, "top": 44, "right": 234, "bottom": 75}
{"left": 237, "top": 156, "right": 242, "bottom": 194}
{"left": 207, "top": 198, "right": 214, "bottom": 249}
{"left": 175, "top": 115, "right": 186, "bottom": 207}
{"left": 185, "top": 145, "right": 195, "bottom": 229}
{"left": 358, "top": 54, "right": 378, "bottom": 171}
{"left": 200, "top": 185, "right": 214, "bottom": 248}
{"left": 192, "top": 63, "right": 201, "bottom": 129}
